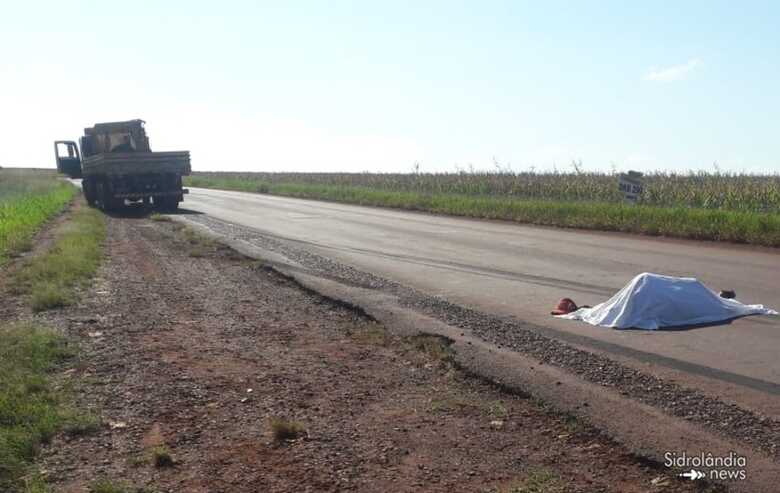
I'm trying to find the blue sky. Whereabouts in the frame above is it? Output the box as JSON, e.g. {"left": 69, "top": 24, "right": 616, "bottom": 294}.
{"left": 2, "top": 1, "right": 778, "bottom": 173}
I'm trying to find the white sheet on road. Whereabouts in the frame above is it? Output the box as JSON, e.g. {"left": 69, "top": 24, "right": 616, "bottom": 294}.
{"left": 557, "top": 272, "right": 778, "bottom": 330}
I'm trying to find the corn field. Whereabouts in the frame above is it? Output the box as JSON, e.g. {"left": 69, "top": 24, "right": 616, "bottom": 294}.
{"left": 191, "top": 171, "right": 780, "bottom": 213}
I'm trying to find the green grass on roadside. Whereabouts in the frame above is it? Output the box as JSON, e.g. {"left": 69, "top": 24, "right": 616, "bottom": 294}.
{"left": 12, "top": 202, "right": 106, "bottom": 311}
{"left": 185, "top": 177, "right": 780, "bottom": 247}
{"left": 0, "top": 170, "right": 76, "bottom": 264}
{"left": 0, "top": 324, "right": 88, "bottom": 492}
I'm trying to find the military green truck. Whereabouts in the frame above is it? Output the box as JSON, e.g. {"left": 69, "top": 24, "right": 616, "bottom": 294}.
{"left": 54, "top": 120, "right": 191, "bottom": 210}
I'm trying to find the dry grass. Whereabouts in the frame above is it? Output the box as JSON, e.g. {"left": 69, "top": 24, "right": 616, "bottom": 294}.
{"left": 348, "top": 323, "right": 389, "bottom": 346}
{"left": 176, "top": 226, "right": 217, "bottom": 257}
{"left": 88, "top": 478, "right": 157, "bottom": 493}
{"left": 269, "top": 418, "right": 305, "bottom": 442}
{"left": 428, "top": 395, "right": 476, "bottom": 413}
{"left": 488, "top": 400, "right": 509, "bottom": 419}
{"left": 411, "top": 334, "right": 454, "bottom": 365}
{"left": 149, "top": 445, "right": 174, "bottom": 468}
{"left": 89, "top": 479, "right": 129, "bottom": 493}
{"left": 495, "top": 468, "right": 565, "bottom": 493}
{"left": 148, "top": 212, "right": 171, "bottom": 222}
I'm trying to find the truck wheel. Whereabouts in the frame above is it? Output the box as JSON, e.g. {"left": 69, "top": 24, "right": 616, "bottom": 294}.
{"left": 83, "top": 178, "right": 97, "bottom": 207}
{"left": 98, "top": 182, "right": 120, "bottom": 211}
{"left": 96, "top": 181, "right": 106, "bottom": 210}
{"left": 109, "top": 196, "right": 125, "bottom": 211}
{"left": 104, "top": 183, "right": 124, "bottom": 211}
{"left": 154, "top": 196, "right": 165, "bottom": 210}
{"left": 157, "top": 196, "right": 179, "bottom": 211}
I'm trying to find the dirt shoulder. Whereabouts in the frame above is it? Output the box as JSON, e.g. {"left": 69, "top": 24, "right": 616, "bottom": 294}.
{"left": 19, "top": 214, "right": 712, "bottom": 492}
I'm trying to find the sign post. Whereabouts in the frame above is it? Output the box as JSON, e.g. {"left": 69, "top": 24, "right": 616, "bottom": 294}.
{"left": 619, "top": 171, "right": 644, "bottom": 204}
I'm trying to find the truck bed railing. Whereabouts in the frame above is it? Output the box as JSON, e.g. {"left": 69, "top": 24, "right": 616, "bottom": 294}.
{"left": 81, "top": 151, "right": 191, "bottom": 176}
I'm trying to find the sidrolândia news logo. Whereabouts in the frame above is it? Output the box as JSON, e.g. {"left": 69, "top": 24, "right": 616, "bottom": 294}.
{"left": 664, "top": 451, "right": 747, "bottom": 481}
{"left": 678, "top": 469, "right": 705, "bottom": 480}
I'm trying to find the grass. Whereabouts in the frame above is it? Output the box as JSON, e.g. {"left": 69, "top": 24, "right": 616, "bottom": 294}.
{"left": 12, "top": 201, "right": 106, "bottom": 311}
{"left": 166, "top": 221, "right": 207, "bottom": 254}
{"left": 62, "top": 412, "right": 101, "bottom": 437}
{"left": 428, "top": 396, "right": 475, "bottom": 413}
{"left": 89, "top": 479, "right": 157, "bottom": 493}
{"left": 19, "top": 474, "right": 49, "bottom": 493}
{"left": 148, "top": 212, "right": 171, "bottom": 222}
{"left": 170, "top": 224, "right": 217, "bottom": 258}
{"left": 0, "top": 169, "right": 76, "bottom": 264}
{"left": 0, "top": 324, "right": 91, "bottom": 492}
{"left": 0, "top": 178, "right": 105, "bottom": 491}
{"left": 269, "top": 418, "right": 305, "bottom": 442}
{"left": 348, "top": 323, "right": 389, "bottom": 346}
{"left": 148, "top": 445, "right": 174, "bottom": 468}
{"left": 186, "top": 172, "right": 780, "bottom": 247}
{"left": 488, "top": 400, "right": 509, "bottom": 419}
{"left": 89, "top": 479, "right": 130, "bottom": 493}
{"left": 127, "top": 445, "right": 175, "bottom": 470}
{"left": 496, "top": 468, "right": 566, "bottom": 493}
{"left": 411, "top": 334, "right": 455, "bottom": 365}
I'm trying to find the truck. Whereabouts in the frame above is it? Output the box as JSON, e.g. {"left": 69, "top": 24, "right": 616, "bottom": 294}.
{"left": 54, "top": 120, "right": 191, "bottom": 210}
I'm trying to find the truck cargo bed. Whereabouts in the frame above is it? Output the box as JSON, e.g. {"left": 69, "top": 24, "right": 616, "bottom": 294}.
{"left": 81, "top": 151, "right": 191, "bottom": 177}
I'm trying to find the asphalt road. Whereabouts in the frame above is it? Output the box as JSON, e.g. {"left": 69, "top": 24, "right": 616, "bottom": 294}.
{"left": 183, "top": 188, "right": 780, "bottom": 412}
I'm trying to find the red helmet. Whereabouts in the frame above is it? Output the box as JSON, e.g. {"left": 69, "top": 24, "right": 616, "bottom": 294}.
{"left": 551, "top": 298, "right": 579, "bottom": 315}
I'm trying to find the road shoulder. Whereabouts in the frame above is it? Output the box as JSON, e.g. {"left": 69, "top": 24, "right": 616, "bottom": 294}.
{"left": 174, "top": 213, "right": 779, "bottom": 492}
{"left": 32, "top": 214, "right": 712, "bottom": 492}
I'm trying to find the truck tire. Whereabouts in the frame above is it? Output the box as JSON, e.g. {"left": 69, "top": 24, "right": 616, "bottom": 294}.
{"left": 105, "top": 183, "right": 124, "bottom": 211}
{"left": 156, "top": 196, "right": 179, "bottom": 211}
{"left": 95, "top": 181, "right": 106, "bottom": 210}
{"left": 106, "top": 196, "right": 123, "bottom": 212}
{"left": 83, "top": 178, "right": 97, "bottom": 207}
{"left": 97, "top": 181, "right": 121, "bottom": 211}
